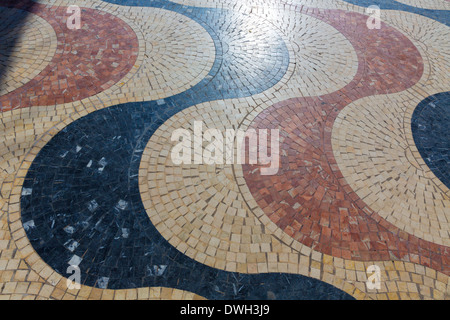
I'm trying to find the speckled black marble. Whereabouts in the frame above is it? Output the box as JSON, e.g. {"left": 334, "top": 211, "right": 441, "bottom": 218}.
{"left": 339, "top": 0, "right": 449, "bottom": 26}
{"left": 20, "top": 0, "right": 354, "bottom": 300}
{"left": 412, "top": 91, "right": 450, "bottom": 189}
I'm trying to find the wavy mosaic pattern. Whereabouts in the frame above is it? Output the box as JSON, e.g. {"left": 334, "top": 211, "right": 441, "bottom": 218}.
{"left": 18, "top": 0, "right": 350, "bottom": 299}
{"left": 241, "top": 6, "right": 447, "bottom": 272}
{"left": 20, "top": 102, "right": 353, "bottom": 299}
{"left": 0, "top": 0, "right": 447, "bottom": 301}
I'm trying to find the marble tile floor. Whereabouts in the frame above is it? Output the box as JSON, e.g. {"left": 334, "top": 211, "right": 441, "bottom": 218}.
{"left": 0, "top": 0, "right": 449, "bottom": 300}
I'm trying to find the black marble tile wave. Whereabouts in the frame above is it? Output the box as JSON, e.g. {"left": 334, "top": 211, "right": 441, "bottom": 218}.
{"left": 411, "top": 91, "right": 450, "bottom": 189}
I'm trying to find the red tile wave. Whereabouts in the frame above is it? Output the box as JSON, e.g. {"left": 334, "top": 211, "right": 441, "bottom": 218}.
{"left": 0, "top": 0, "right": 139, "bottom": 111}
{"left": 242, "top": 8, "right": 449, "bottom": 275}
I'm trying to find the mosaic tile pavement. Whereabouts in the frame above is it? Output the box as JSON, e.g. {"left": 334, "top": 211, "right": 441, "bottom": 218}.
{"left": 0, "top": 0, "right": 449, "bottom": 300}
